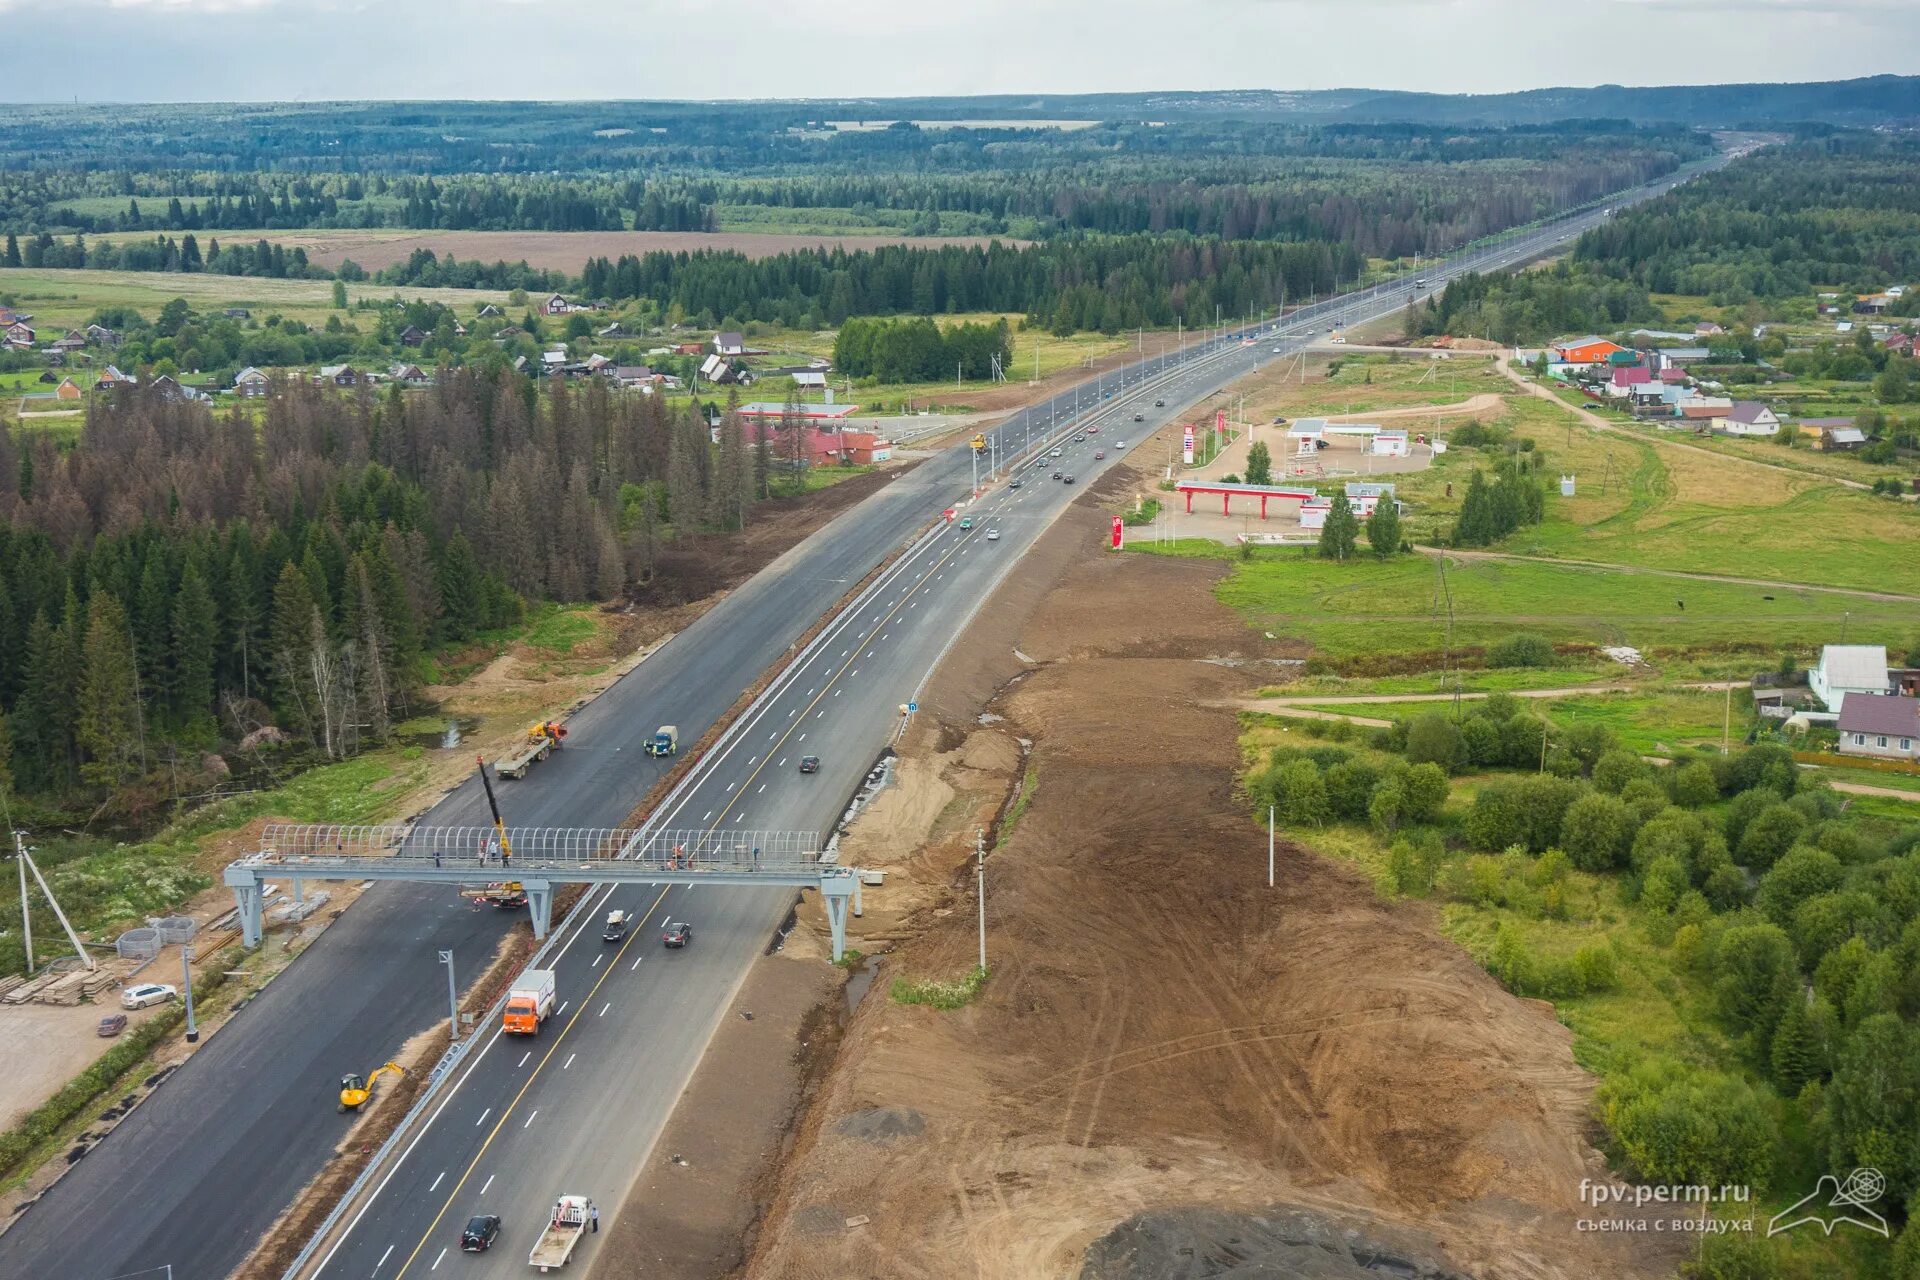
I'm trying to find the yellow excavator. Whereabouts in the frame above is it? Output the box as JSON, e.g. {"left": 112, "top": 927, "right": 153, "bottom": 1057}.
{"left": 338, "top": 1062, "right": 406, "bottom": 1113}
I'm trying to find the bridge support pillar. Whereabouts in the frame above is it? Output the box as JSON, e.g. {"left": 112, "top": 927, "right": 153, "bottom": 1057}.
{"left": 225, "top": 865, "right": 265, "bottom": 948}
{"left": 524, "top": 879, "right": 554, "bottom": 941}
{"left": 852, "top": 876, "right": 864, "bottom": 919}
{"left": 291, "top": 877, "right": 305, "bottom": 903}
{"left": 820, "top": 873, "right": 856, "bottom": 963}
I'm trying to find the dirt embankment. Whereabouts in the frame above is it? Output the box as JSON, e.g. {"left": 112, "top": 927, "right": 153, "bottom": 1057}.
{"left": 742, "top": 465, "right": 1680, "bottom": 1278}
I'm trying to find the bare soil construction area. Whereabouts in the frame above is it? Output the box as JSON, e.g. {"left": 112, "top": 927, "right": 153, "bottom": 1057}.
{"left": 744, "top": 463, "right": 1681, "bottom": 1278}
{"left": 194, "top": 230, "right": 1017, "bottom": 275}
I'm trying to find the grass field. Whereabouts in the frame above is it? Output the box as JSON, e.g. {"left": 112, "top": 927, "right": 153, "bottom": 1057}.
{"left": 1245, "top": 349, "right": 1503, "bottom": 421}
{"left": 1151, "top": 542, "right": 1920, "bottom": 663}
{"left": 0, "top": 266, "right": 512, "bottom": 329}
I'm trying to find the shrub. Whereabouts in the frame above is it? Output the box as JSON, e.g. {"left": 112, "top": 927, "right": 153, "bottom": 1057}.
{"left": 1386, "top": 832, "right": 1439, "bottom": 898}
{"left": 1598, "top": 1060, "right": 1774, "bottom": 1189}
{"left": 1712, "top": 922, "right": 1799, "bottom": 1044}
{"left": 1737, "top": 804, "right": 1809, "bottom": 871}
{"left": 1560, "top": 791, "right": 1636, "bottom": 871}
{"left": 1486, "top": 633, "right": 1556, "bottom": 668}
{"left": 1671, "top": 761, "right": 1721, "bottom": 809}
{"left": 1323, "top": 761, "right": 1380, "bottom": 821}
{"left": 1400, "top": 762, "right": 1450, "bottom": 823}
{"left": 1755, "top": 845, "right": 1844, "bottom": 926}
{"left": 1593, "top": 748, "right": 1650, "bottom": 795}
{"left": 1404, "top": 713, "right": 1465, "bottom": 772}
{"left": 1569, "top": 944, "right": 1620, "bottom": 993}
{"left": 1276, "top": 759, "right": 1329, "bottom": 827}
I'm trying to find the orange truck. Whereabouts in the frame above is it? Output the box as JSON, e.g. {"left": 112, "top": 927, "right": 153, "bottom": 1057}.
{"left": 502, "top": 969, "right": 556, "bottom": 1035}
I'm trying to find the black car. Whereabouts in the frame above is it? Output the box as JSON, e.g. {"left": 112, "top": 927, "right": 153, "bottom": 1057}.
{"left": 1154, "top": 399, "right": 1165, "bottom": 407}
{"left": 461, "top": 1215, "right": 501, "bottom": 1252}
{"left": 799, "top": 755, "right": 820, "bottom": 774}
{"left": 1132, "top": 413, "right": 1144, "bottom": 422}
{"left": 1050, "top": 469, "right": 1063, "bottom": 480}
{"left": 663, "top": 921, "right": 693, "bottom": 948}
{"left": 1063, "top": 474, "right": 1077, "bottom": 485}
{"left": 1009, "top": 479, "right": 1022, "bottom": 489}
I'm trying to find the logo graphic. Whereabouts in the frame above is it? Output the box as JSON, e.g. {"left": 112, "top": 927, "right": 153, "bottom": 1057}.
{"left": 1768, "top": 1168, "right": 1889, "bottom": 1239}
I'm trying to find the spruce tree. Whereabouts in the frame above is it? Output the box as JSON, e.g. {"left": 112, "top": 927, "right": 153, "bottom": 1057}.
{"left": 1318, "top": 493, "right": 1360, "bottom": 561}
{"left": 2, "top": 232, "right": 19, "bottom": 269}
{"left": 666, "top": 412, "right": 705, "bottom": 531}
{"left": 0, "top": 706, "right": 13, "bottom": 806}
{"left": 709, "top": 400, "right": 747, "bottom": 530}
{"left": 78, "top": 593, "right": 143, "bottom": 787}
{"left": 1770, "top": 996, "right": 1823, "bottom": 1096}
{"left": 269, "top": 562, "right": 318, "bottom": 726}
{"left": 1453, "top": 470, "right": 1493, "bottom": 546}
{"left": 134, "top": 553, "right": 174, "bottom": 701}
{"left": 437, "top": 532, "right": 483, "bottom": 640}
{"left": 170, "top": 563, "right": 218, "bottom": 735}
{"left": 1367, "top": 496, "right": 1403, "bottom": 559}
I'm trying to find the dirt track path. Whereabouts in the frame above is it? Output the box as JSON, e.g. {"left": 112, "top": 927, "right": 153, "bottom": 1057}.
{"left": 1323, "top": 392, "right": 1504, "bottom": 423}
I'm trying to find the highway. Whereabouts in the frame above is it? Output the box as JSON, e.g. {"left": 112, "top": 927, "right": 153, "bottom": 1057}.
{"left": 0, "top": 154, "right": 1729, "bottom": 1280}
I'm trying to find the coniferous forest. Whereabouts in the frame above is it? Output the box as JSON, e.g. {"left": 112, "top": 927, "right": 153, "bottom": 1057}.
{"left": 0, "top": 372, "right": 778, "bottom": 812}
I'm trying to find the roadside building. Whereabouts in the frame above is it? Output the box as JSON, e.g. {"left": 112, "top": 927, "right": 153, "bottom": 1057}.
{"left": 233, "top": 366, "right": 272, "bottom": 398}
{"left": 1811, "top": 644, "right": 1891, "bottom": 712}
{"left": 1837, "top": 693, "right": 1920, "bottom": 761}
{"left": 1712, "top": 401, "right": 1780, "bottom": 436}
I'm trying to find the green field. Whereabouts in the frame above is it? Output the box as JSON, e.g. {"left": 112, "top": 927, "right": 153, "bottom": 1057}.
{"left": 0, "top": 266, "right": 511, "bottom": 330}
{"left": 1293, "top": 687, "right": 1741, "bottom": 755}
{"left": 1157, "top": 543, "right": 1920, "bottom": 663}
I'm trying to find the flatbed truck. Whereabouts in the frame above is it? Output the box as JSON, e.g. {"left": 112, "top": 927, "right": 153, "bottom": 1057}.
{"left": 528, "top": 1195, "right": 593, "bottom": 1272}
{"left": 497, "top": 721, "right": 567, "bottom": 780}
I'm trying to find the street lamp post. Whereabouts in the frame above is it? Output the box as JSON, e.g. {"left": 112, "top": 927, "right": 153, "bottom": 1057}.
{"left": 440, "top": 949, "right": 459, "bottom": 1043}
{"left": 182, "top": 940, "right": 199, "bottom": 1043}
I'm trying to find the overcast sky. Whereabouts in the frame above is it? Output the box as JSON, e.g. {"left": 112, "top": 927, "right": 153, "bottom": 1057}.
{"left": 0, "top": 0, "right": 1913, "bottom": 103}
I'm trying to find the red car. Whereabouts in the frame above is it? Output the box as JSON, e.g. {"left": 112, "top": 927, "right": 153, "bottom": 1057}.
{"left": 663, "top": 921, "right": 693, "bottom": 948}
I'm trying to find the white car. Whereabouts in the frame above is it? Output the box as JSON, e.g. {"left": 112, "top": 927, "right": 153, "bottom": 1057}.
{"left": 986, "top": 529, "right": 1001, "bottom": 541}
{"left": 1271, "top": 347, "right": 1283, "bottom": 353}
{"left": 122, "top": 983, "right": 178, "bottom": 1010}
{"left": 1051, "top": 448, "right": 1063, "bottom": 458}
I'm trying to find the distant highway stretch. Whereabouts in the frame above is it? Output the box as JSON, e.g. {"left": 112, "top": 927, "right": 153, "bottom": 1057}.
{"left": 0, "top": 149, "right": 1732, "bottom": 1280}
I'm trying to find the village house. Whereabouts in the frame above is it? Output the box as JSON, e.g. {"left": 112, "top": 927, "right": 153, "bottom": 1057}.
{"left": 1836, "top": 693, "right": 1920, "bottom": 762}
{"left": 1712, "top": 401, "right": 1780, "bottom": 437}
{"left": 1678, "top": 396, "right": 1733, "bottom": 421}
{"left": 1821, "top": 424, "right": 1868, "bottom": 451}
{"left": 224, "top": 308, "right": 251, "bottom": 320}
{"left": 95, "top": 365, "right": 136, "bottom": 391}
{"left": 85, "top": 324, "right": 122, "bottom": 348}
{"left": 476, "top": 303, "right": 503, "bottom": 319}
{"left": 388, "top": 363, "right": 429, "bottom": 387}
{"left": 233, "top": 366, "right": 272, "bottom": 398}
{"left": 1810, "top": 644, "right": 1890, "bottom": 712}
{"left": 713, "top": 331, "right": 746, "bottom": 357}
{"left": 54, "top": 376, "right": 83, "bottom": 401}
{"left": 314, "top": 364, "right": 360, "bottom": 388}
{"left": 50, "top": 330, "right": 89, "bottom": 354}
{"left": 396, "top": 325, "right": 428, "bottom": 349}
{"left": 3, "top": 321, "right": 36, "bottom": 350}
{"left": 542, "top": 294, "right": 574, "bottom": 316}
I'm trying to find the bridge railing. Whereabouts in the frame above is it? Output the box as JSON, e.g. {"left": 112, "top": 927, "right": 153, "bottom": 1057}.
{"left": 257, "top": 822, "right": 821, "bottom": 866}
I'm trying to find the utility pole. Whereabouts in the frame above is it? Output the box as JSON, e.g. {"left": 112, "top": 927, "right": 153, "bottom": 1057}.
{"left": 974, "top": 829, "right": 987, "bottom": 974}
{"left": 1722, "top": 683, "right": 1732, "bottom": 755}
{"left": 441, "top": 950, "right": 459, "bottom": 1042}
{"left": 182, "top": 940, "right": 199, "bottom": 1043}
{"left": 15, "top": 832, "right": 32, "bottom": 976}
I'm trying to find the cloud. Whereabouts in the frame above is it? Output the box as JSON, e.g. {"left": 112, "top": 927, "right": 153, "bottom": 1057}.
{"left": 0, "top": 0, "right": 1912, "bottom": 101}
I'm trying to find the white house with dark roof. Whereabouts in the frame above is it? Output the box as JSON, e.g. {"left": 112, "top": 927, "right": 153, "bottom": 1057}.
{"left": 713, "top": 331, "right": 746, "bottom": 357}
{"left": 1837, "top": 693, "right": 1920, "bottom": 761}
{"left": 1811, "top": 645, "right": 1890, "bottom": 712}
{"left": 1712, "top": 401, "right": 1780, "bottom": 437}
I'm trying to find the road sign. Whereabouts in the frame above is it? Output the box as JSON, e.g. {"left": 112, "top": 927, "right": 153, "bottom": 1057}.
{"left": 1182, "top": 426, "right": 1195, "bottom": 465}
{"left": 907, "top": 701, "right": 918, "bottom": 713}
{"left": 1111, "top": 516, "right": 1124, "bottom": 550}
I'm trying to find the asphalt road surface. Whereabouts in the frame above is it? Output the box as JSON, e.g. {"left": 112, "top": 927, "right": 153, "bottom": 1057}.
{"left": 3, "top": 154, "right": 1729, "bottom": 1280}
